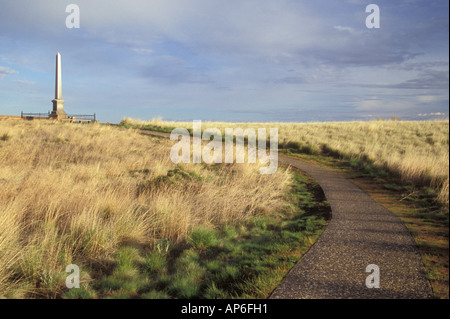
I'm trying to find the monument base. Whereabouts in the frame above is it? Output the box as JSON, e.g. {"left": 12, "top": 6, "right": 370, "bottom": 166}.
{"left": 51, "top": 99, "right": 67, "bottom": 119}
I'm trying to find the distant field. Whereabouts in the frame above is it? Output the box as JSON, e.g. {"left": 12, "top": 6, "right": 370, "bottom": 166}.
{"left": 122, "top": 118, "right": 449, "bottom": 205}
{"left": 0, "top": 120, "right": 331, "bottom": 298}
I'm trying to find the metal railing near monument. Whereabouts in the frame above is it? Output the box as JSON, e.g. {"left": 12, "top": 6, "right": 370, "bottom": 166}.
{"left": 21, "top": 111, "right": 97, "bottom": 123}
{"left": 21, "top": 111, "right": 51, "bottom": 118}
{"left": 67, "top": 113, "right": 97, "bottom": 122}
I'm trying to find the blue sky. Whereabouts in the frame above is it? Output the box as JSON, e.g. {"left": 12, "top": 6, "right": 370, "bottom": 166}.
{"left": 0, "top": 0, "right": 448, "bottom": 123}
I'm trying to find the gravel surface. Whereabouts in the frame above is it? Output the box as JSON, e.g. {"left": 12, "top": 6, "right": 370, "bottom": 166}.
{"left": 270, "top": 155, "right": 433, "bottom": 299}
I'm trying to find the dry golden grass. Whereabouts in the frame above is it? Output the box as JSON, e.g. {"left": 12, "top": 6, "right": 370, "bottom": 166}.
{"left": 0, "top": 120, "right": 290, "bottom": 297}
{"left": 127, "top": 118, "right": 449, "bottom": 204}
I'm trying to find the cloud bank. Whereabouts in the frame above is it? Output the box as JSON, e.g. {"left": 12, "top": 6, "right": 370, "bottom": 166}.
{"left": 0, "top": 0, "right": 448, "bottom": 122}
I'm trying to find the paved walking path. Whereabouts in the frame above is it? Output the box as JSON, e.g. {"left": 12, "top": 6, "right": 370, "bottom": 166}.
{"left": 140, "top": 129, "right": 433, "bottom": 299}
{"left": 271, "top": 156, "right": 432, "bottom": 299}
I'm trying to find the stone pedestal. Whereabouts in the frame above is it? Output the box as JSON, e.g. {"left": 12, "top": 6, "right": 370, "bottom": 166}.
{"left": 51, "top": 98, "right": 67, "bottom": 119}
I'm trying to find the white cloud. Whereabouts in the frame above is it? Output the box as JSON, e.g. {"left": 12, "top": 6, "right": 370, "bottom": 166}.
{"left": 0, "top": 66, "right": 17, "bottom": 79}
{"left": 418, "top": 112, "right": 446, "bottom": 117}
{"left": 354, "top": 97, "right": 412, "bottom": 112}
{"left": 417, "top": 95, "right": 441, "bottom": 103}
{"left": 333, "top": 25, "right": 362, "bottom": 35}
{"left": 132, "top": 48, "right": 154, "bottom": 55}
{"left": 13, "top": 79, "right": 35, "bottom": 85}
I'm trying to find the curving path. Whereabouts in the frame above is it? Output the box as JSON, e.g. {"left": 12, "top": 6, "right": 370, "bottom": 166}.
{"left": 139, "top": 129, "right": 433, "bottom": 299}
{"left": 271, "top": 155, "right": 433, "bottom": 299}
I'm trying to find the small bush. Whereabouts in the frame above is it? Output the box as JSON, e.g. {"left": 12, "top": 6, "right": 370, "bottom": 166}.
{"left": 115, "top": 246, "right": 139, "bottom": 273}
{"left": 144, "top": 252, "right": 167, "bottom": 274}
{"left": 251, "top": 217, "right": 268, "bottom": 231}
{"left": 155, "top": 238, "right": 171, "bottom": 255}
{"left": 215, "top": 265, "right": 241, "bottom": 282}
{"left": 204, "top": 282, "right": 226, "bottom": 299}
{"left": 223, "top": 225, "right": 239, "bottom": 239}
{"left": 349, "top": 157, "right": 362, "bottom": 168}
{"left": 189, "top": 227, "right": 217, "bottom": 249}
{"left": 168, "top": 276, "right": 200, "bottom": 298}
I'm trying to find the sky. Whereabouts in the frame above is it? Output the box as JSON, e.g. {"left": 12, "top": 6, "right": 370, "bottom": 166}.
{"left": 0, "top": 0, "right": 448, "bottom": 123}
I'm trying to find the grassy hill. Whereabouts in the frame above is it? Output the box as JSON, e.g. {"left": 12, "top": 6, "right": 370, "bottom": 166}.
{"left": 1, "top": 118, "right": 447, "bottom": 298}
{"left": 0, "top": 119, "right": 329, "bottom": 298}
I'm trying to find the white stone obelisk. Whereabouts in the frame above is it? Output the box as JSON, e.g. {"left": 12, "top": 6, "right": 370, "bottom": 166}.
{"left": 51, "top": 52, "right": 67, "bottom": 119}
